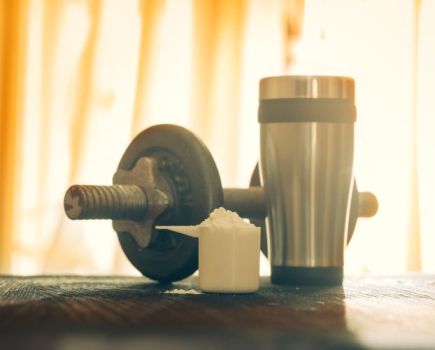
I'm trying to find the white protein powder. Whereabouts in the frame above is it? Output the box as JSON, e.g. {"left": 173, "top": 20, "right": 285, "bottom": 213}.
{"left": 197, "top": 207, "right": 260, "bottom": 293}
{"left": 198, "top": 207, "right": 255, "bottom": 228}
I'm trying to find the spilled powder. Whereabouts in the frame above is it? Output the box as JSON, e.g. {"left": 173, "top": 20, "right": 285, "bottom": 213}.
{"left": 198, "top": 207, "right": 255, "bottom": 228}
{"left": 163, "top": 289, "right": 202, "bottom": 295}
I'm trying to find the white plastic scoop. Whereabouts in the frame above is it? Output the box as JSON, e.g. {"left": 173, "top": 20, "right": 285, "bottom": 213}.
{"left": 155, "top": 226, "right": 199, "bottom": 238}
{"left": 155, "top": 208, "right": 261, "bottom": 294}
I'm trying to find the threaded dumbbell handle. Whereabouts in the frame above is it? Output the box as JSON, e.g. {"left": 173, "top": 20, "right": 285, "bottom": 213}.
{"left": 223, "top": 187, "right": 266, "bottom": 218}
{"left": 223, "top": 188, "right": 378, "bottom": 219}
{"left": 64, "top": 185, "right": 147, "bottom": 220}
{"left": 64, "top": 185, "right": 378, "bottom": 222}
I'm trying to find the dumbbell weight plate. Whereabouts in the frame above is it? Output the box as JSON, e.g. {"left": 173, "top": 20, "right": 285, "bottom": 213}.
{"left": 248, "top": 165, "right": 268, "bottom": 257}
{"left": 116, "top": 125, "right": 223, "bottom": 282}
{"left": 249, "top": 164, "right": 358, "bottom": 257}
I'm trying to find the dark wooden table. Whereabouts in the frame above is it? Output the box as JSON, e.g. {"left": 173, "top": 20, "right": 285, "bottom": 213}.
{"left": 0, "top": 274, "right": 434, "bottom": 349}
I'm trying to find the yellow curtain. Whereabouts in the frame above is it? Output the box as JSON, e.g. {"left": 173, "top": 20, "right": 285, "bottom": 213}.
{"left": 0, "top": 0, "right": 27, "bottom": 272}
{"left": 4, "top": 0, "right": 432, "bottom": 276}
{"left": 1, "top": 0, "right": 301, "bottom": 274}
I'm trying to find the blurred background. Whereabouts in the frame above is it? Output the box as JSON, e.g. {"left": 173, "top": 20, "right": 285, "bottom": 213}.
{"left": 0, "top": 0, "right": 434, "bottom": 276}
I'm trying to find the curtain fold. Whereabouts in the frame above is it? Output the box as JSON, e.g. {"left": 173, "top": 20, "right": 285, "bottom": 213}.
{"left": 41, "top": 0, "right": 104, "bottom": 267}
{"left": 191, "top": 0, "right": 246, "bottom": 185}
{"left": 0, "top": 0, "right": 28, "bottom": 272}
{"left": 406, "top": 0, "right": 422, "bottom": 271}
{"left": 130, "top": 0, "right": 163, "bottom": 135}
{"left": 67, "top": 0, "right": 103, "bottom": 183}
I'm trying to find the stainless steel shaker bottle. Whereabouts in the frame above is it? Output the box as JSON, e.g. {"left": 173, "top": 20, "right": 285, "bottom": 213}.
{"left": 259, "top": 76, "right": 356, "bottom": 285}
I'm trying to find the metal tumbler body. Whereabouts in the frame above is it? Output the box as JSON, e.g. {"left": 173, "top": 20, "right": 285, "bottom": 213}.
{"left": 259, "top": 76, "right": 356, "bottom": 285}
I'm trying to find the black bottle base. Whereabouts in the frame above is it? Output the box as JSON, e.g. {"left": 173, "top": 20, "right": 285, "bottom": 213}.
{"left": 271, "top": 266, "right": 343, "bottom": 286}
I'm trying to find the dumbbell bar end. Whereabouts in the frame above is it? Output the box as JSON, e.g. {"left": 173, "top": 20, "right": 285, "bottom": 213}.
{"left": 64, "top": 184, "right": 148, "bottom": 221}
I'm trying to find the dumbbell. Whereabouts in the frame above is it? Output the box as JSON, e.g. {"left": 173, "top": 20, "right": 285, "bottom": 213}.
{"left": 64, "top": 124, "right": 377, "bottom": 282}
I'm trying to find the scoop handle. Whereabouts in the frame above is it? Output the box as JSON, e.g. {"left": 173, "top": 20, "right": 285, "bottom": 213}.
{"left": 155, "top": 225, "right": 199, "bottom": 238}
